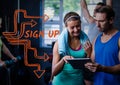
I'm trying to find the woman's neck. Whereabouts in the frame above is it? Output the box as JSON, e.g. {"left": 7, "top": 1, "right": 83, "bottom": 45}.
{"left": 69, "top": 36, "right": 81, "bottom": 50}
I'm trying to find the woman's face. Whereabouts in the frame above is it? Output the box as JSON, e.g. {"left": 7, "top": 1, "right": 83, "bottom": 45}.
{"left": 66, "top": 20, "right": 81, "bottom": 37}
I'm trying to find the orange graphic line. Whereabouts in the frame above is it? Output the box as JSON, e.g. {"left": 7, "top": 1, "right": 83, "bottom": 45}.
{"left": 21, "top": 22, "right": 49, "bottom": 61}
{"left": 9, "top": 39, "right": 46, "bottom": 78}
{"left": 2, "top": 9, "right": 49, "bottom": 78}
{"left": 3, "top": 9, "right": 49, "bottom": 37}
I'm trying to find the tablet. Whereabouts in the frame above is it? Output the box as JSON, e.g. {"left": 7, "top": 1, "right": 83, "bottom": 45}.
{"left": 67, "top": 58, "right": 91, "bottom": 69}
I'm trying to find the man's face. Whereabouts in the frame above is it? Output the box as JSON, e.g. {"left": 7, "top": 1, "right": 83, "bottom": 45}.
{"left": 95, "top": 13, "right": 110, "bottom": 32}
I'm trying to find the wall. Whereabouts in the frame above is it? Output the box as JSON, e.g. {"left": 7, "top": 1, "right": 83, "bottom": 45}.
{"left": 103, "top": 0, "right": 120, "bottom": 30}
{"left": 0, "top": 0, "right": 51, "bottom": 85}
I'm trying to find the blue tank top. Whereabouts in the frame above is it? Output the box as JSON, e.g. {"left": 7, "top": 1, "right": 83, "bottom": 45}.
{"left": 94, "top": 31, "right": 120, "bottom": 85}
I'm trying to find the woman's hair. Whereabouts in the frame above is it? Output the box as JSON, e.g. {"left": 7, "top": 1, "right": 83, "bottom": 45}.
{"left": 95, "top": 6, "right": 115, "bottom": 20}
{"left": 64, "top": 12, "right": 81, "bottom": 26}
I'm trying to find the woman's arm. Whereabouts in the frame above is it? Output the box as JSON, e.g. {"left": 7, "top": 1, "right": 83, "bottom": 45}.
{"left": 51, "top": 41, "right": 65, "bottom": 78}
{"left": 106, "top": 0, "right": 112, "bottom": 7}
{"left": 51, "top": 41, "right": 73, "bottom": 79}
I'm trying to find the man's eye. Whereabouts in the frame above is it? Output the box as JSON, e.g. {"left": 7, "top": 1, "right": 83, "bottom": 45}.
{"left": 71, "top": 27, "right": 74, "bottom": 29}
{"left": 76, "top": 25, "right": 80, "bottom": 28}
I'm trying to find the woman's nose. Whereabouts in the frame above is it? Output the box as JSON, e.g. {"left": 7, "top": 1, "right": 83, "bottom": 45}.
{"left": 74, "top": 27, "right": 79, "bottom": 32}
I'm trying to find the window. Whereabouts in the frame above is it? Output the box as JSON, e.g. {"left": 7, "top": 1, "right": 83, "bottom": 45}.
{"left": 42, "top": 0, "right": 103, "bottom": 48}
{"left": 86, "top": 0, "right": 103, "bottom": 16}
{"left": 81, "top": 0, "right": 103, "bottom": 35}
{"left": 42, "top": 0, "right": 63, "bottom": 47}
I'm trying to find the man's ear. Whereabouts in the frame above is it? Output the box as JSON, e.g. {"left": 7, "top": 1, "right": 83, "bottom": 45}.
{"left": 109, "top": 17, "right": 114, "bottom": 24}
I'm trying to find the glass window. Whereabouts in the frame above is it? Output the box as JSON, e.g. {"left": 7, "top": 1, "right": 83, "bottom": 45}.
{"left": 42, "top": 0, "right": 103, "bottom": 48}
{"left": 44, "top": 0, "right": 60, "bottom": 21}
{"left": 43, "top": 24, "right": 60, "bottom": 46}
{"left": 42, "top": 0, "right": 62, "bottom": 47}
{"left": 86, "top": 0, "right": 103, "bottom": 16}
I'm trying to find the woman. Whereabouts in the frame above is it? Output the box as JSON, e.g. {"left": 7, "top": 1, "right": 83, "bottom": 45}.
{"left": 51, "top": 12, "right": 92, "bottom": 85}
{"left": 0, "top": 17, "right": 17, "bottom": 67}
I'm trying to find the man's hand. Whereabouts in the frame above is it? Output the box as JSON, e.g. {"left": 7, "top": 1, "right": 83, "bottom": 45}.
{"left": 0, "top": 61, "right": 6, "bottom": 67}
{"left": 85, "top": 62, "right": 101, "bottom": 72}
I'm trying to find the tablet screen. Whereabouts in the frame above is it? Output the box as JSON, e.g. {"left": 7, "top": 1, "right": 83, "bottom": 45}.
{"left": 67, "top": 58, "right": 91, "bottom": 69}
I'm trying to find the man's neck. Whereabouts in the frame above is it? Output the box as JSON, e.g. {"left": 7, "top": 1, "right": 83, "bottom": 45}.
{"left": 103, "top": 26, "right": 117, "bottom": 36}
{"left": 101, "top": 28, "right": 118, "bottom": 43}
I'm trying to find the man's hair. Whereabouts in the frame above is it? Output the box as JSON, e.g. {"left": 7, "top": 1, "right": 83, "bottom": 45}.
{"left": 96, "top": 6, "right": 115, "bottom": 20}
{"left": 97, "top": 2, "right": 106, "bottom": 6}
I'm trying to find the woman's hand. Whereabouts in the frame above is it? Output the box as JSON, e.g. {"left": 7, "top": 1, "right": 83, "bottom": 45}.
{"left": 62, "top": 55, "right": 74, "bottom": 63}
{"left": 83, "top": 40, "right": 92, "bottom": 57}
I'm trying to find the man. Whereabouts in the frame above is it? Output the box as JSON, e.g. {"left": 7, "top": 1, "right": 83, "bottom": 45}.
{"left": 85, "top": 6, "right": 120, "bottom": 85}
{"left": 0, "top": 16, "right": 17, "bottom": 67}
{"left": 80, "top": 0, "right": 112, "bottom": 42}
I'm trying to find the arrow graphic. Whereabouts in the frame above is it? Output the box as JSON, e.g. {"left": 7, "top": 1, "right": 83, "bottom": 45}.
{"left": 2, "top": 9, "right": 49, "bottom": 78}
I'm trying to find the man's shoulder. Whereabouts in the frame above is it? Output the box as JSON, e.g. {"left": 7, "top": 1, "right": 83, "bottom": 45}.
{"left": 117, "top": 29, "right": 120, "bottom": 48}
{"left": 118, "top": 34, "right": 120, "bottom": 48}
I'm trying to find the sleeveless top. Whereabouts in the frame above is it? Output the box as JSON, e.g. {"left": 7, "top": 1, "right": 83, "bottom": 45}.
{"left": 0, "top": 37, "right": 2, "bottom": 58}
{"left": 94, "top": 31, "right": 120, "bottom": 85}
{"left": 58, "top": 29, "right": 89, "bottom": 56}
{"left": 52, "top": 45, "right": 86, "bottom": 85}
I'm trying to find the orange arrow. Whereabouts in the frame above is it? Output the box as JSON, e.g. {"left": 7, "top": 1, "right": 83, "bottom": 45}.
{"left": 3, "top": 9, "right": 49, "bottom": 38}
{"left": 2, "top": 9, "right": 49, "bottom": 78}
{"left": 19, "top": 19, "right": 37, "bottom": 38}
{"left": 20, "top": 21, "right": 49, "bottom": 61}
{"left": 9, "top": 39, "right": 45, "bottom": 78}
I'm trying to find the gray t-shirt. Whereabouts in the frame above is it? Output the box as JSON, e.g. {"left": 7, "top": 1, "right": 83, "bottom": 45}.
{"left": 81, "top": 16, "right": 101, "bottom": 42}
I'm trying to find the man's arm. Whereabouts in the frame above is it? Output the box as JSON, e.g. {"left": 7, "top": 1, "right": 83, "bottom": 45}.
{"left": 2, "top": 42, "right": 17, "bottom": 61}
{"left": 118, "top": 37, "right": 120, "bottom": 62}
{"left": 86, "top": 38, "right": 120, "bottom": 74}
{"left": 106, "top": 0, "right": 112, "bottom": 7}
{"left": 97, "top": 64, "right": 120, "bottom": 74}
{"left": 99, "top": 38, "right": 120, "bottom": 74}
{"left": 80, "top": 0, "right": 95, "bottom": 23}
{"left": 97, "top": 38, "right": 120, "bottom": 74}
{"left": 90, "top": 37, "right": 97, "bottom": 62}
